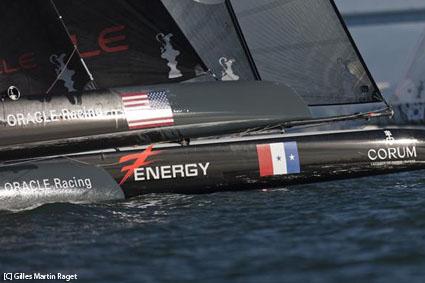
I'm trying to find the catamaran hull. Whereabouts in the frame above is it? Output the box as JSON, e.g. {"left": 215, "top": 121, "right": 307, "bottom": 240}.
{"left": 1, "top": 127, "right": 424, "bottom": 210}
{"left": 77, "top": 127, "right": 425, "bottom": 197}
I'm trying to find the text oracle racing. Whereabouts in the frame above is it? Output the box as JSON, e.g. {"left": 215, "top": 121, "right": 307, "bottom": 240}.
{"left": 4, "top": 177, "right": 93, "bottom": 191}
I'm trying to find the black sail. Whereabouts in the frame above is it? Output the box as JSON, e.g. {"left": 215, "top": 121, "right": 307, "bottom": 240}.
{"left": 161, "top": 0, "right": 256, "bottom": 82}
{"left": 52, "top": 0, "right": 208, "bottom": 88}
{"left": 0, "top": 0, "right": 91, "bottom": 97}
{"left": 0, "top": 0, "right": 393, "bottom": 153}
{"left": 226, "top": 0, "right": 385, "bottom": 106}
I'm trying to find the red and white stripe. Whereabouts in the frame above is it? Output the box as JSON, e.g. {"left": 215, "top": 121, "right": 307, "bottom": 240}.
{"left": 121, "top": 93, "right": 150, "bottom": 110}
{"left": 121, "top": 92, "right": 174, "bottom": 130}
{"left": 256, "top": 143, "right": 287, "bottom": 177}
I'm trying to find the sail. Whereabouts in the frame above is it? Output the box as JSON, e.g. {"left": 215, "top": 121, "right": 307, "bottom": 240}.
{"left": 0, "top": 0, "right": 393, "bottom": 151}
{"left": 0, "top": 0, "right": 91, "bottom": 98}
{"left": 52, "top": 0, "right": 208, "bottom": 88}
{"left": 227, "top": 0, "right": 383, "bottom": 106}
{"left": 390, "top": 29, "right": 425, "bottom": 123}
{"left": 161, "top": 0, "right": 256, "bottom": 82}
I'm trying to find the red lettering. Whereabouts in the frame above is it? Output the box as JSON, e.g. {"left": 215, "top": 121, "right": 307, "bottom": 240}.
{"left": 2, "top": 59, "right": 20, "bottom": 74}
{"left": 0, "top": 24, "right": 129, "bottom": 76}
{"left": 19, "top": 52, "right": 37, "bottom": 69}
{"left": 70, "top": 25, "right": 127, "bottom": 58}
{"left": 70, "top": 34, "right": 101, "bottom": 58}
{"left": 98, "top": 25, "right": 128, "bottom": 53}
{"left": 0, "top": 52, "right": 37, "bottom": 74}
{"left": 0, "top": 52, "right": 37, "bottom": 75}
{"left": 80, "top": 49, "right": 102, "bottom": 58}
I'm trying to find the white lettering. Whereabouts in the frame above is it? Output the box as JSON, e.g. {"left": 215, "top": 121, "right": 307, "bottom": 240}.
{"left": 6, "top": 114, "right": 17, "bottom": 126}
{"left": 43, "top": 178, "right": 50, "bottom": 188}
{"left": 5, "top": 108, "right": 105, "bottom": 127}
{"left": 134, "top": 168, "right": 145, "bottom": 181}
{"left": 368, "top": 146, "right": 417, "bottom": 161}
{"left": 388, "top": 148, "right": 397, "bottom": 159}
{"left": 146, "top": 167, "right": 159, "bottom": 180}
{"left": 377, "top": 148, "right": 387, "bottom": 160}
{"left": 397, "top": 147, "right": 406, "bottom": 158}
{"left": 16, "top": 113, "right": 25, "bottom": 126}
{"left": 161, "top": 165, "right": 172, "bottom": 179}
{"left": 34, "top": 112, "right": 43, "bottom": 123}
{"left": 368, "top": 149, "right": 377, "bottom": 161}
{"left": 407, "top": 146, "right": 417, "bottom": 158}
{"left": 3, "top": 177, "right": 93, "bottom": 191}
{"left": 133, "top": 163, "right": 211, "bottom": 182}
{"left": 198, "top": 162, "right": 210, "bottom": 176}
{"left": 172, "top": 165, "right": 184, "bottom": 178}
{"left": 84, "top": 178, "right": 92, "bottom": 189}
{"left": 50, "top": 110, "right": 59, "bottom": 122}
{"left": 185, "top": 164, "right": 198, "bottom": 177}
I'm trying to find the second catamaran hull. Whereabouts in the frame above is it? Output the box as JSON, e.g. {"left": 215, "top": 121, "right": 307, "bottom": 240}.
{"left": 1, "top": 127, "right": 424, "bottom": 210}
{"left": 74, "top": 127, "right": 425, "bottom": 197}
{"left": 0, "top": 81, "right": 310, "bottom": 152}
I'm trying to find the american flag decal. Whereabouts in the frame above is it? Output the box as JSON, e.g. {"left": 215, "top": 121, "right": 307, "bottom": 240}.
{"left": 120, "top": 90, "right": 174, "bottom": 130}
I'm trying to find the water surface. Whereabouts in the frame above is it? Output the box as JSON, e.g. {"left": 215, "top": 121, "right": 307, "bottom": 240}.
{"left": 1, "top": 171, "right": 425, "bottom": 283}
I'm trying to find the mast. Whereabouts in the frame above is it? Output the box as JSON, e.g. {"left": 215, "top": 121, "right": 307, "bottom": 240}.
{"left": 224, "top": 0, "right": 261, "bottom": 80}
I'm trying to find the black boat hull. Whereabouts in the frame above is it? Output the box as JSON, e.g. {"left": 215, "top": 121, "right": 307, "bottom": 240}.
{"left": 0, "top": 81, "right": 310, "bottom": 157}
{"left": 1, "top": 127, "right": 424, "bottom": 210}
{"left": 74, "top": 127, "right": 425, "bottom": 197}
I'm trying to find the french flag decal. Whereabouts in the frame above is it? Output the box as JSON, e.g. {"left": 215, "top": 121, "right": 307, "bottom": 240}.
{"left": 256, "top": 142, "right": 301, "bottom": 177}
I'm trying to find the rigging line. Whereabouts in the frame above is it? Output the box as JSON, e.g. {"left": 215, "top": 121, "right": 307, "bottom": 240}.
{"left": 0, "top": 154, "right": 116, "bottom": 168}
{"left": 49, "top": 0, "right": 95, "bottom": 82}
{"left": 0, "top": 153, "right": 117, "bottom": 168}
{"left": 224, "top": 0, "right": 261, "bottom": 80}
{"left": 62, "top": 156, "right": 120, "bottom": 167}
{"left": 281, "top": 107, "right": 393, "bottom": 129}
{"left": 0, "top": 155, "right": 59, "bottom": 167}
{"left": 45, "top": 47, "right": 77, "bottom": 94}
{"left": 382, "top": 95, "right": 394, "bottom": 113}
{"left": 242, "top": 107, "right": 394, "bottom": 135}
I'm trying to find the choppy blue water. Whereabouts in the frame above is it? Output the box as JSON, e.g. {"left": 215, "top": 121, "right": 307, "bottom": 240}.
{"left": 1, "top": 171, "right": 425, "bottom": 283}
